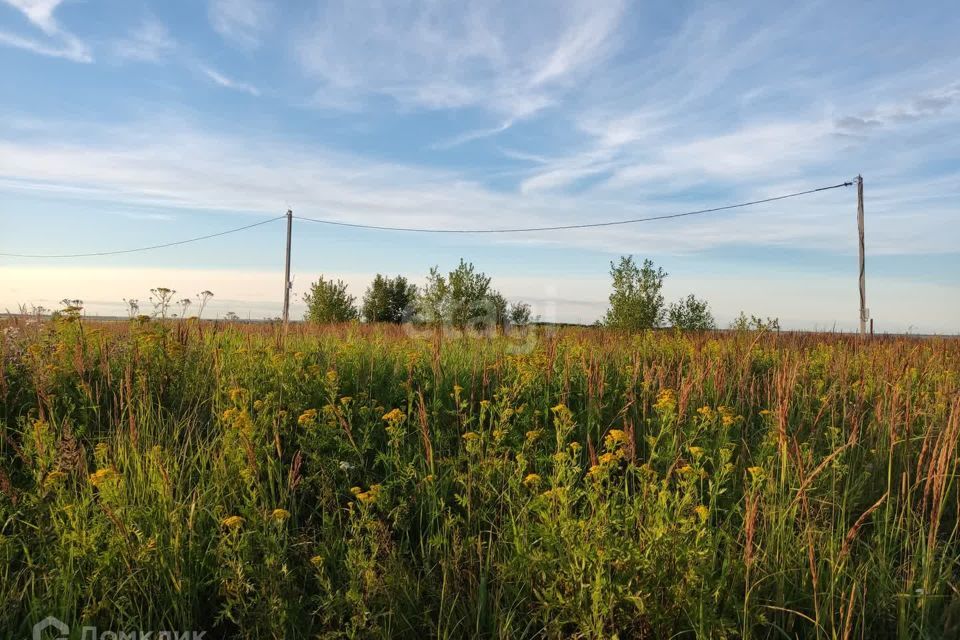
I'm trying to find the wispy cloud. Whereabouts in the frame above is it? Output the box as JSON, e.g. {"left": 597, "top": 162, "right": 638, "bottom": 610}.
{"left": 208, "top": 0, "right": 271, "bottom": 48}
{"left": 0, "top": 0, "right": 90, "bottom": 61}
{"left": 200, "top": 65, "right": 260, "bottom": 96}
{"left": 112, "top": 17, "right": 175, "bottom": 63}
{"left": 294, "top": 0, "right": 624, "bottom": 127}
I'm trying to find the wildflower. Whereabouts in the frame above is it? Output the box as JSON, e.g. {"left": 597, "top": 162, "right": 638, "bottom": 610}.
{"left": 229, "top": 387, "right": 245, "bottom": 403}
{"left": 221, "top": 515, "right": 244, "bottom": 529}
{"left": 525, "top": 429, "right": 542, "bottom": 443}
{"left": 354, "top": 484, "right": 381, "bottom": 505}
{"left": 696, "top": 406, "right": 715, "bottom": 420}
{"left": 270, "top": 508, "right": 291, "bottom": 522}
{"left": 423, "top": 474, "right": 434, "bottom": 483}
{"left": 325, "top": 370, "right": 339, "bottom": 385}
{"left": 598, "top": 452, "right": 617, "bottom": 465}
{"left": 349, "top": 486, "right": 362, "bottom": 495}
{"left": 654, "top": 389, "right": 677, "bottom": 413}
{"left": 759, "top": 409, "right": 772, "bottom": 416}
{"left": 479, "top": 400, "right": 491, "bottom": 410}
{"left": 695, "top": 505, "right": 710, "bottom": 523}
{"left": 338, "top": 461, "right": 353, "bottom": 472}
{"left": 604, "top": 429, "right": 628, "bottom": 450}
{"left": 222, "top": 408, "right": 237, "bottom": 422}
{"left": 747, "top": 466, "right": 766, "bottom": 482}
{"left": 89, "top": 467, "right": 119, "bottom": 487}
{"left": 462, "top": 431, "right": 479, "bottom": 442}
{"left": 523, "top": 473, "right": 542, "bottom": 487}
{"left": 310, "top": 555, "right": 324, "bottom": 568}
{"left": 688, "top": 446, "right": 705, "bottom": 458}
{"left": 569, "top": 442, "right": 582, "bottom": 454}
{"left": 253, "top": 399, "right": 264, "bottom": 411}
{"left": 298, "top": 408, "right": 318, "bottom": 426}
{"left": 340, "top": 396, "right": 353, "bottom": 406}
{"left": 382, "top": 408, "right": 405, "bottom": 423}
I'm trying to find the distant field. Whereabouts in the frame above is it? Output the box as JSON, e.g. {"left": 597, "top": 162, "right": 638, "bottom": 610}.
{"left": 1, "top": 318, "right": 958, "bottom": 638}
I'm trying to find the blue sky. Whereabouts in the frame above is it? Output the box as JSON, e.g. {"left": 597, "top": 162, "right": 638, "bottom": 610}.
{"left": 0, "top": 0, "right": 958, "bottom": 331}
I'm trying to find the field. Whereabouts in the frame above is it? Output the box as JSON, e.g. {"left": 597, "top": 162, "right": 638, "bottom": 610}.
{"left": 1, "top": 317, "right": 958, "bottom": 639}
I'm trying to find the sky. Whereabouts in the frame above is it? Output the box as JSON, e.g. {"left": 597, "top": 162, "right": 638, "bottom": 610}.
{"left": 0, "top": 0, "right": 958, "bottom": 332}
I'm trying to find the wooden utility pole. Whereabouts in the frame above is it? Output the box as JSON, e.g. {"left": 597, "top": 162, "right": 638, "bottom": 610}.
{"left": 282, "top": 209, "right": 293, "bottom": 328}
{"left": 856, "top": 176, "right": 867, "bottom": 337}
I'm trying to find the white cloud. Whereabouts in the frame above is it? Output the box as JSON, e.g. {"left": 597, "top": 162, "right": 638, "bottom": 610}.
{"left": 208, "top": 0, "right": 271, "bottom": 48}
{"left": 200, "top": 65, "right": 260, "bottom": 96}
{"left": 0, "top": 0, "right": 90, "bottom": 61}
{"left": 112, "top": 17, "right": 175, "bottom": 63}
{"left": 294, "top": 0, "right": 624, "bottom": 123}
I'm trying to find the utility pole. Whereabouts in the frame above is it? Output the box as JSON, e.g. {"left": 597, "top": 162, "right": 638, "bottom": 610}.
{"left": 282, "top": 209, "right": 292, "bottom": 329}
{"left": 856, "top": 175, "right": 867, "bottom": 337}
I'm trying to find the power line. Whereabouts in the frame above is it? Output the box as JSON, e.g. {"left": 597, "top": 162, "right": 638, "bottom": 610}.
{"left": 294, "top": 181, "right": 854, "bottom": 233}
{"left": 0, "top": 180, "right": 854, "bottom": 257}
{"left": 0, "top": 215, "right": 286, "bottom": 258}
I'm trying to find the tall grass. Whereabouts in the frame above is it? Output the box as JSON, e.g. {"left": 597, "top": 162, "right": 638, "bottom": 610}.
{"left": 1, "top": 317, "right": 958, "bottom": 638}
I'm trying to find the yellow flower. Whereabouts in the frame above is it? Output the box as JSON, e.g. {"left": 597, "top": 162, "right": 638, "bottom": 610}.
{"left": 354, "top": 484, "right": 381, "bottom": 505}
{"left": 759, "top": 409, "right": 773, "bottom": 417}
{"left": 747, "top": 466, "right": 766, "bottom": 482}
{"left": 270, "top": 508, "right": 291, "bottom": 522}
{"left": 604, "top": 429, "right": 628, "bottom": 450}
{"left": 688, "top": 446, "right": 705, "bottom": 458}
{"left": 598, "top": 452, "right": 617, "bottom": 465}
{"left": 298, "top": 408, "right": 318, "bottom": 425}
{"left": 340, "top": 396, "right": 353, "bottom": 406}
{"left": 229, "top": 387, "right": 245, "bottom": 403}
{"left": 349, "top": 486, "right": 362, "bottom": 495}
{"left": 221, "top": 515, "right": 245, "bottom": 529}
{"left": 382, "top": 408, "right": 405, "bottom": 423}
{"left": 694, "top": 505, "right": 710, "bottom": 523}
{"left": 423, "top": 474, "right": 434, "bottom": 484}
{"left": 462, "top": 431, "right": 479, "bottom": 442}
{"left": 654, "top": 389, "right": 677, "bottom": 413}
{"left": 525, "top": 429, "right": 542, "bottom": 443}
{"left": 310, "top": 555, "right": 324, "bottom": 568}
{"left": 89, "top": 467, "right": 119, "bottom": 487}
{"left": 523, "top": 473, "right": 542, "bottom": 487}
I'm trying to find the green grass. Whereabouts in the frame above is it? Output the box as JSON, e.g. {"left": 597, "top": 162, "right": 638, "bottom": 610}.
{"left": 1, "top": 317, "right": 958, "bottom": 638}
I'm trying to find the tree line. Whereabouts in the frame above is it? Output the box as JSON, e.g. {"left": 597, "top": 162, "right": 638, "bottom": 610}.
{"left": 303, "top": 255, "right": 730, "bottom": 332}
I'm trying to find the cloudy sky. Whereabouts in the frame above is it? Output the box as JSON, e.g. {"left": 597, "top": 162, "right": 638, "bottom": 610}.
{"left": 1, "top": 0, "right": 958, "bottom": 331}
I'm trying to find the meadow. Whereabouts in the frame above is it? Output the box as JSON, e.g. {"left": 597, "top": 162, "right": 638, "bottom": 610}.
{"left": 1, "top": 315, "right": 958, "bottom": 638}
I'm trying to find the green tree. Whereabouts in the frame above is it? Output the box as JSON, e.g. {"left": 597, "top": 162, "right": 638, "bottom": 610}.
{"left": 509, "top": 301, "right": 532, "bottom": 327}
{"left": 604, "top": 256, "right": 667, "bottom": 330}
{"left": 416, "top": 266, "right": 450, "bottom": 328}
{"left": 361, "top": 274, "right": 417, "bottom": 324}
{"left": 417, "top": 260, "right": 493, "bottom": 331}
{"left": 667, "top": 294, "right": 716, "bottom": 331}
{"left": 488, "top": 291, "right": 509, "bottom": 331}
{"left": 303, "top": 276, "right": 358, "bottom": 323}
{"left": 447, "top": 259, "right": 492, "bottom": 330}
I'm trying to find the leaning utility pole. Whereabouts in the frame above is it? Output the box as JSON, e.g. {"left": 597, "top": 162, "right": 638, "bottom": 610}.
{"left": 282, "top": 209, "right": 293, "bottom": 328}
{"left": 856, "top": 176, "right": 867, "bottom": 337}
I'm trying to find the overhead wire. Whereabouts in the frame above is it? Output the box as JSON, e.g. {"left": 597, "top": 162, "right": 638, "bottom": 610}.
{"left": 0, "top": 215, "right": 286, "bottom": 258}
{"left": 293, "top": 181, "right": 854, "bottom": 233}
{"left": 0, "top": 181, "right": 854, "bottom": 257}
